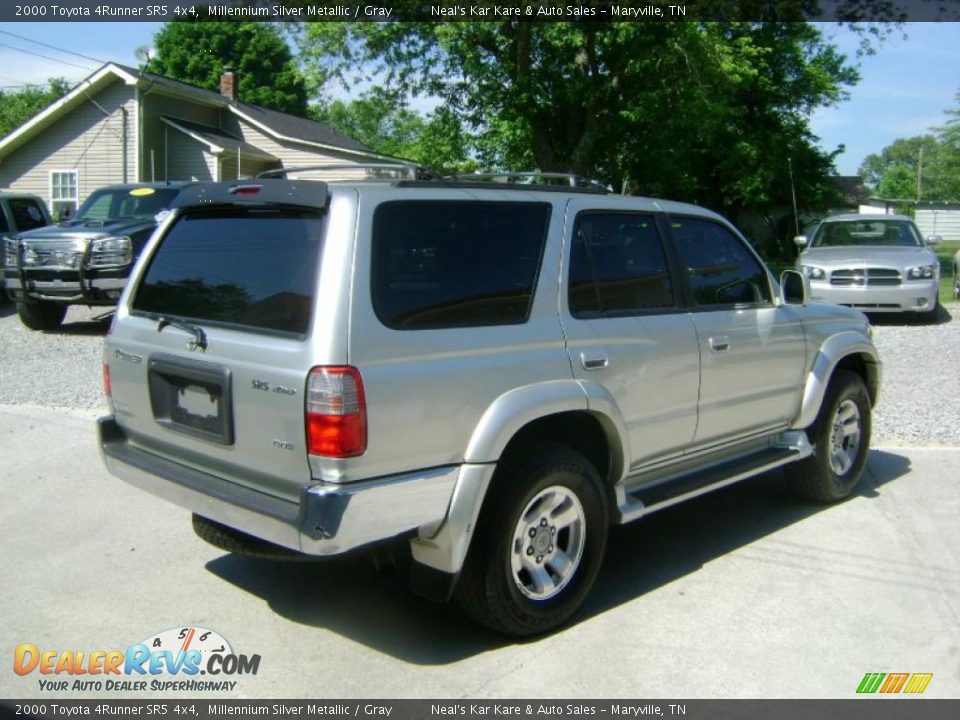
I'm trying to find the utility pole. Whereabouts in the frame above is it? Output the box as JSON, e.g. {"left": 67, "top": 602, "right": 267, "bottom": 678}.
{"left": 916, "top": 146, "right": 924, "bottom": 202}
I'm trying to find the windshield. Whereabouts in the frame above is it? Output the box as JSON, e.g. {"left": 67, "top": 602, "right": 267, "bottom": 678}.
{"left": 811, "top": 220, "right": 922, "bottom": 248}
{"left": 73, "top": 187, "right": 180, "bottom": 222}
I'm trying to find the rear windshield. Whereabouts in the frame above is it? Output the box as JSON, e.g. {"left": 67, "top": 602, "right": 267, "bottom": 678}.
{"left": 132, "top": 208, "right": 324, "bottom": 336}
{"left": 812, "top": 220, "right": 922, "bottom": 248}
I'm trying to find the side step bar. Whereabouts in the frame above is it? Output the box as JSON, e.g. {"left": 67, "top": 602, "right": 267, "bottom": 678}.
{"left": 615, "top": 431, "right": 812, "bottom": 524}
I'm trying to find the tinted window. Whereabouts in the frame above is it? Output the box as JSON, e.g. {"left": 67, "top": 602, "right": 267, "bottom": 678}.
{"left": 569, "top": 213, "right": 674, "bottom": 316}
{"left": 8, "top": 199, "right": 47, "bottom": 231}
{"left": 132, "top": 209, "right": 323, "bottom": 336}
{"left": 812, "top": 219, "right": 921, "bottom": 248}
{"left": 371, "top": 201, "right": 550, "bottom": 330}
{"left": 0, "top": 206, "right": 8, "bottom": 233}
{"left": 672, "top": 218, "right": 769, "bottom": 306}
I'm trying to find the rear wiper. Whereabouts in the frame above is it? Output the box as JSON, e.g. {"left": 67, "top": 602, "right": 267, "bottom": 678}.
{"left": 157, "top": 317, "right": 207, "bottom": 350}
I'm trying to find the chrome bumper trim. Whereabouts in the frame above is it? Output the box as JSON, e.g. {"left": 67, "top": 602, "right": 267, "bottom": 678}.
{"left": 99, "top": 416, "right": 460, "bottom": 556}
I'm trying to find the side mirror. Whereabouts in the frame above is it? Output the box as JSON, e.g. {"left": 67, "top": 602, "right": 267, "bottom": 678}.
{"left": 780, "top": 269, "right": 809, "bottom": 305}
{"left": 793, "top": 235, "right": 808, "bottom": 247}
{"left": 927, "top": 234, "right": 942, "bottom": 246}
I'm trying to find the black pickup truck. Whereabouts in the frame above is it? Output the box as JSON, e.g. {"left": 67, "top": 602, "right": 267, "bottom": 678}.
{"left": 4, "top": 182, "right": 190, "bottom": 330}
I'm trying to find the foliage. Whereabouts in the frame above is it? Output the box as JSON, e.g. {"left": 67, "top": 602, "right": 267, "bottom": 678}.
{"left": 151, "top": 20, "right": 307, "bottom": 115}
{"left": 0, "top": 78, "right": 70, "bottom": 139}
{"left": 310, "top": 91, "right": 475, "bottom": 172}
{"left": 859, "top": 92, "right": 960, "bottom": 202}
{"left": 297, "top": 18, "right": 856, "bottom": 223}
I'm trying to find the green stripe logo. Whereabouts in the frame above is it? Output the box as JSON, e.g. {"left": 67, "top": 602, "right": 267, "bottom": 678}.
{"left": 857, "top": 672, "right": 932, "bottom": 694}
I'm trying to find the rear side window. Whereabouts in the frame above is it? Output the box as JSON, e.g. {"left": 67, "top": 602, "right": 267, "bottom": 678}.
{"left": 132, "top": 209, "right": 324, "bottom": 336}
{"left": 672, "top": 217, "right": 770, "bottom": 306}
{"left": 8, "top": 198, "right": 47, "bottom": 231}
{"left": 371, "top": 201, "right": 551, "bottom": 330}
{"left": 569, "top": 212, "right": 675, "bottom": 316}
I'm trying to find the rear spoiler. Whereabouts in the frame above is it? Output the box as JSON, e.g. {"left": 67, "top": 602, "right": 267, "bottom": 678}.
{"left": 170, "top": 180, "right": 328, "bottom": 211}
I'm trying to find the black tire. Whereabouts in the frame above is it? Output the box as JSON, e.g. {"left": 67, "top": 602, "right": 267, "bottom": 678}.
{"left": 455, "top": 445, "right": 608, "bottom": 637}
{"left": 17, "top": 300, "right": 66, "bottom": 331}
{"left": 918, "top": 297, "right": 940, "bottom": 324}
{"left": 191, "top": 514, "right": 310, "bottom": 561}
{"left": 786, "top": 370, "right": 871, "bottom": 503}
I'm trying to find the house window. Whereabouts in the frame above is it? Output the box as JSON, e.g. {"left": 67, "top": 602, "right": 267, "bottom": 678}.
{"left": 50, "top": 171, "right": 79, "bottom": 220}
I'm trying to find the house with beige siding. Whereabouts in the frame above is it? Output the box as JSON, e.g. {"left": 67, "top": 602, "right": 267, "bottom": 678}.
{"left": 0, "top": 62, "right": 398, "bottom": 217}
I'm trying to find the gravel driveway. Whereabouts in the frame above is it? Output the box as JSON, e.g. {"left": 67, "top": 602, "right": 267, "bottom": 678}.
{"left": 0, "top": 296, "right": 957, "bottom": 445}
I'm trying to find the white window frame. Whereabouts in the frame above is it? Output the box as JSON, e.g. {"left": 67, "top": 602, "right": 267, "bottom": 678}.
{"left": 49, "top": 170, "right": 79, "bottom": 219}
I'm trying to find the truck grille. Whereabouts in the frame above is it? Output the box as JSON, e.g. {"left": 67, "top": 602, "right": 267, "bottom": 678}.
{"left": 21, "top": 239, "right": 86, "bottom": 269}
{"left": 830, "top": 268, "right": 901, "bottom": 287}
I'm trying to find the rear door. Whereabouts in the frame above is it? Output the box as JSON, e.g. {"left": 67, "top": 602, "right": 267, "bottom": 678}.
{"left": 561, "top": 199, "right": 700, "bottom": 467}
{"left": 107, "top": 199, "right": 345, "bottom": 503}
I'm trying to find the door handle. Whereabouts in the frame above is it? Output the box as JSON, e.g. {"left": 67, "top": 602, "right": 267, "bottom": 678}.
{"left": 709, "top": 336, "right": 731, "bottom": 353}
{"left": 580, "top": 353, "right": 609, "bottom": 370}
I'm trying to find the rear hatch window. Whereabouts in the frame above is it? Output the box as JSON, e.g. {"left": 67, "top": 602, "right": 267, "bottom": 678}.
{"left": 131, "top": 208, "right": 324, "bottom": 336}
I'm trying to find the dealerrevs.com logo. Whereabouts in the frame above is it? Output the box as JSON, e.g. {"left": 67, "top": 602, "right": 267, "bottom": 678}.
{"left": 13, "top": 626, "right": 261, "bottom": 692}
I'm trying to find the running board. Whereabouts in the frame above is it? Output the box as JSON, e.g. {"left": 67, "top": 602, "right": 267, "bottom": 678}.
{"left": 615, "top": 431, "right": 812, "bottom": 524}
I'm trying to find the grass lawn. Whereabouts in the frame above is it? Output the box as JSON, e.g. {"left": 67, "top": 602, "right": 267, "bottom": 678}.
{"left": 934, "top": 240, "right": 959, "bottom": 305}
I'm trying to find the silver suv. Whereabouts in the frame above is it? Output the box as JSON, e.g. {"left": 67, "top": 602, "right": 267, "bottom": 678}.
{"left": 99, "top": 173, "right": 881, "bottom": 636}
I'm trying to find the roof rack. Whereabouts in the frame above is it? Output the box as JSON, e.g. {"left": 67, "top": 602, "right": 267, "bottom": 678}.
{"left": 446, "top": 172, "right": 608, "bottom": 191}
{"left": 256, "top": 163, "right": 426, "bottom": 180}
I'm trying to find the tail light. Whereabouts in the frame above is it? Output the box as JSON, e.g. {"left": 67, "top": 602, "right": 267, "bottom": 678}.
{"left": 306, "top": 366, "right": 366, "bottom": 457}
{"left": 102, "top": 363, "right": 112, "bottom": 399}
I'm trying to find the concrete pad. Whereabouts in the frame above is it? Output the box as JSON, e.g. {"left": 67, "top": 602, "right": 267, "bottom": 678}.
{"left": 1, "top": 404, "right": 957, "bottom": 699}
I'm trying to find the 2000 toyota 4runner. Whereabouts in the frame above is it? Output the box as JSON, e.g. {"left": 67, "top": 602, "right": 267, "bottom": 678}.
{"left": 99, "top": 173, "right": 881, "bottom": 636}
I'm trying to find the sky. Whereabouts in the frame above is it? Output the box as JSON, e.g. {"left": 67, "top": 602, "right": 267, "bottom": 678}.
{"left": 0, "top": 20, "right": 958, "bottom": 177}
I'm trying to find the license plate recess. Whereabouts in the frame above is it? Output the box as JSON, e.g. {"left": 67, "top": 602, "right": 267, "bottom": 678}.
{"left": 148, "top": 353, "right": 234, "bottom": 445}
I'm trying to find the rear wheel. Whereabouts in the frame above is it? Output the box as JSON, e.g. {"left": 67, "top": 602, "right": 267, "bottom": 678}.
{"left": 17, "top": 300, "right": 66, "bottom": 331}
{"left": 786, "top": 370, "right": 871, "bottom": 503}
{"left": 456, "top": 446, "right": 608, "bottom": 637}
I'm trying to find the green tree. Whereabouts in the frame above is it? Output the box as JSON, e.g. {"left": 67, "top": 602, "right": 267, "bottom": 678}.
{"left": 0, "top": 78, "right": 70, "bottom": 139}
{"left": 859, "top": 93, "right": 960, "bottom": 202}
{"left": 298, "top": 19, "right": 855, "bottom": 222}
{"left": 311, "top": 92, "right": 475, "bottom": 172}
{"left": 151, "top": 21, "right": 307, "bottom": 115}
{"left": 876, "top": 165, "right": 916, "bottom": 213}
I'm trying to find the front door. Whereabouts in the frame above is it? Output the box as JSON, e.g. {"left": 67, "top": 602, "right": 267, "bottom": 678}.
{"left": 668, "top": 216, "right": 807, "bottom": 448}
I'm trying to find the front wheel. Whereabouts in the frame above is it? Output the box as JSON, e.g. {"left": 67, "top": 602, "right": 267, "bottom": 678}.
{"left": 456, "top": 446, "right": 608, "bottom": 637}
{"left": 17, "top": 300, "right": 67, "bottom": 331}
{"left": 786, "top": 370, "right": 871, "bottom": 503}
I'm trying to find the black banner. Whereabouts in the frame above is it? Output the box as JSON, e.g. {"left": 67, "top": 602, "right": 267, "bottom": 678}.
{"left": 3, "top": 701, "right": 960, "bottom": 720}
{"left": 1, "top": 1, "right": 959, "bottom": 23}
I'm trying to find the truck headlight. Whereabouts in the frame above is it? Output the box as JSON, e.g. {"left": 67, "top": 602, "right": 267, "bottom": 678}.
{"left": 800, "top": 265, "right": 825, "bottom": 280}
{"left": 88, "top": 236, "right": 132, "bottom": 268}
{"left": 906, "top": 264, "right": 936, "bottom": 280}
{"left": 3, "top": 238, "right": 17, "bottom": 268}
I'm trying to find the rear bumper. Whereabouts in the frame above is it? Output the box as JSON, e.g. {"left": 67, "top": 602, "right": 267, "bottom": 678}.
{"left": 809, "top": 279, "right": 938, "bottom": 312}
{"left": 98, "top": 416, "right": 460, "bottom": 556}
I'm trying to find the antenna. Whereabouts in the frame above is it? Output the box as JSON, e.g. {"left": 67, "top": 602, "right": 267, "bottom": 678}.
{"left": 134, "top": 45, "right": 155, "bottom": 71}
{"left": 788, "top": 157, "right": 800, "bottom": 237}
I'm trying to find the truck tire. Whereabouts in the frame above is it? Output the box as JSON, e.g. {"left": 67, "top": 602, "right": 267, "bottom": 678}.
{"left": 17, "top": 300, "right": 67, "bottom": 331}
{"left": 456, "top": 445, "right": 608, "bottom": 637}
{"left": 786, "top": 370, "right": 871, "bottom": 503}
